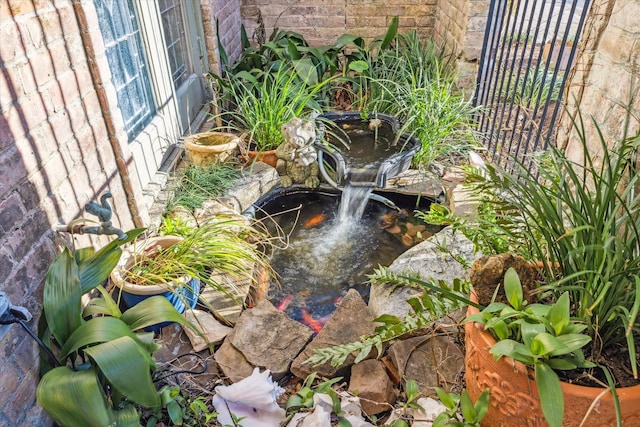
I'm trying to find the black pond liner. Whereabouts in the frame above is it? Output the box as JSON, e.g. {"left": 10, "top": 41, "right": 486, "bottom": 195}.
{"left": 315, "top": 112, "right": 421, "bottom": 188}
{"left": 247, "top": 185, "right": 442, "bottom": 328}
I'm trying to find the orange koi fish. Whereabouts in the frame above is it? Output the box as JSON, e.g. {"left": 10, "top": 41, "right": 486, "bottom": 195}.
{"left": 300, "top": 309, "right": 324, "bottom": 333}
{"left": 276, "top": 295, "right": 294, "bottom": 311}
{"left": 302, "top": 213, "right": 326, "bottom": 229}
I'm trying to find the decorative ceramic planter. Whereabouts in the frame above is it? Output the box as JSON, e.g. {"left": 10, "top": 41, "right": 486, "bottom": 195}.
{"left": 111, "top": 236, "right": 200, "bottom": 332}
{"left": 183, "top": 131, "right": 240, "bottom": 166}
{"left": 465, "top": 296, "right": 640, "bottom": 426}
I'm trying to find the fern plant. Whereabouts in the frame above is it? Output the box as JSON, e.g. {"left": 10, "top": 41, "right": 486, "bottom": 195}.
{"left": 304, "top": 268, "right": 473, "bottom": 367}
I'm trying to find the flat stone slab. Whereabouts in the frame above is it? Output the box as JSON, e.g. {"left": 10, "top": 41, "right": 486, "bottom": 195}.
{"left": 389, "top": 334, "right": 464, "bottom": 397}
{"left": 214, "top": 330, "right": 255, "bottom": 383}
{"left": 230, "top": 299, "right": 313, "bottom": 379}
{"left": 199, "top": 269, "right": 253, "bottom": 325}
{"left": 369, "top": 225, "right": 481, "bottom": 320}
{"left": 348, "top": 359, "right": 396, "bottom": 416}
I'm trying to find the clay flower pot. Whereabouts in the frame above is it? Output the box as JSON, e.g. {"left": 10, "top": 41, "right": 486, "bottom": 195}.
{"left": 465, "top": 294, "right": 640, "bottom": 426}
{"left": 245, "top": 149, "right": 278, "bottom": 168}
{"left": 183, "top": 131, "right": 240, "bottom": 166}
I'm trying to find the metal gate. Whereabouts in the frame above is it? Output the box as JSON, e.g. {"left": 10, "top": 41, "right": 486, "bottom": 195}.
{"left": 473, "top": 0, "right": 592, "bottom": 170}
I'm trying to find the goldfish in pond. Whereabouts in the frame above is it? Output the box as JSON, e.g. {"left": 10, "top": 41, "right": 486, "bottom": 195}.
{"left": 276, "top": 295, "right": 293, "bottom": 311}
{"left": 300, "top": 309, "right": 324, "bottom": 333}
{"left": 302, "top": 213, "right": 326, "bottom": 228}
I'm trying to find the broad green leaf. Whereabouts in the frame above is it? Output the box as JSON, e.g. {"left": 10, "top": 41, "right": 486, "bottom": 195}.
{"left": 44, "top": 248, "right": 83, "bottom": 346}
{"left": 37, "top": 366, "right": 115, "bottom": 427}
{"left": 552, "top": 333, "right": 591, "bottom": 355}
{"left": 547, "top": 292, "right": 570, "bottom": 335}
{"left": 504, "top": 268, "right": 523, "bottom": 310}
{"left": 474, "top": 388, "right": 491, "bottom": 422}
{"left": 435, "top": 387, "right": 456, "bottom": 409}
{"left": 546, "top": 358, "right": 578, "bottom": 370}
{"left": 374, "top": 314, "right": 402, "bottom": 324}
{"left": 531, "top": 333, "right": 567, "bottom": 357}
{"left": 292, "top": 57, "right": 318, "bottom": 86}
{"left": 520, "top": 321, "right": 545, "bottom": 347}
{"left": 287, "top": 39, "right": 301, "bottom": 60}
{"left": 85, "top": 336, "right": 161, "bottom": 408}
{"left": 379, "top": 16, "right": 399, "bottom": 50}
{"left": 286, "top": 395, "right": 303, "bottom": 409}
{"left": 60, "top": 316, "right": 154, "bottom": 360}
{"left": 348, "top": 60, "right": 369, "bottom": 74}
{"left": 535, "top": 362, "right": 563, "bottom": 427}
{"left": 490, "top": 319, "right": 509, "bottom": 340}
{"left": 459, "top": 389, "right": 476, "bottom": 423}
{"left": 79, "top": 228, "right": 146, "bottom": 293}
{"left": 120, "top": 295, "right": 190, "bottom": 332}
{"left": 113, "top": 404, "right": 141, "bottom": 427}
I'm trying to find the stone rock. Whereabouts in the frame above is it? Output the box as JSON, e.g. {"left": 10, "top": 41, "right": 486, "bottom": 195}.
{"left": 199, "top": 268, "right": 253, "bottom": 325}
{"left": 193, "top": 199, "right": 243, "bottom": 223}
{"left": 469, "top": 254, "right": 539, "bottom": 306}
{"left": 213, "top": 331, "right": 255, "bottom": 383}
{"left": 290, "top": 289, "right": 377, "bottom": 379}
{"left": 230, "top": 300, "right": 313, "bottom": 379}
{"left": 183, "top": 309, "right": 233, "bottom": 352}
{"left": 220, "top": 162, "right": 280, "bottom": 213}
{"left": 348, "top": 359, "right": 396, "bottom": 416}
{"left": 384, "top": 169, "right": 444, "bottom": 199}
{"left": 369, "top": 225, "right": 482, "bottom": 319}
{"left": 388, "top": 334, "right": 464, "bottom": 397}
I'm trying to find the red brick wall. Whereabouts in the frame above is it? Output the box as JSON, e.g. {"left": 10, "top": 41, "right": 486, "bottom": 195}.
{"left": 240, "top": 0, "right": 438, "bottom": 47}
{"left": 0, "top": 1, "right": 137, "bottom": 424}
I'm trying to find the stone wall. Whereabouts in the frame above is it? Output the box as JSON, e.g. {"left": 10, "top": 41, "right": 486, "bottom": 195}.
{"left": 558, "top": 0, "right": 639, "bottom": 160}
{"left": 239, "top": 0, "right": 438, "bottom": 47}
{"left": 0, "top": 1, "right": 139, "bottom": 425}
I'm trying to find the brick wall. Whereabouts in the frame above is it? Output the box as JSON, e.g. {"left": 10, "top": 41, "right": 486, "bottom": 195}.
{"left": 434, "top": 0, "right": 489, "bottom": 90}
{"left": 239, "top": 0, "right": 438, "bottom": 47}
{"left": 0, "top": 1, "right": 138, "bottom": 425}
{"left": 558, "top": 0, "right": 640, "bottom": 161}
{"left": 202, "top": 0, "right": 244, "bottom": 74}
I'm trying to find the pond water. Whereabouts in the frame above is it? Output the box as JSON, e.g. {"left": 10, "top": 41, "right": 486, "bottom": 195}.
{"left": 254, "top": 188, "right": 440, "bottom": 330}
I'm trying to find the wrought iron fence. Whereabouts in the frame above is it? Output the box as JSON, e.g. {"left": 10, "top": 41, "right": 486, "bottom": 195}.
{"left": 473, "top": 0, "right": 592, "bottom": 171}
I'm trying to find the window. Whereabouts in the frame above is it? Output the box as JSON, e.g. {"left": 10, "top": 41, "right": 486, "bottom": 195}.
{"left": 94, "top": 0, "right": 155, "bottom": 140}
{"left": 159, "top": 0, "right": 189, "bottom": 89}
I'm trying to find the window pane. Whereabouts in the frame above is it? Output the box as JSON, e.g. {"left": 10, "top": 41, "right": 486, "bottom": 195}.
{"left": 159, "top": 0, "right": 189, "bottom": 89}
{"left": 95, "top": 0, "right": 155, "bottom": 140}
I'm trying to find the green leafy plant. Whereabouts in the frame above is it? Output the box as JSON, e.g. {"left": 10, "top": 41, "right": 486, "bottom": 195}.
{"left": 467, "top": 268, "right": 595, "bottom": 427}
{"left": 144, "top": 386, "right": 218, "bottom": 427}
{"left": 305, "top": 270, "right": 472, "bottom": 367}
{"left": 433, "top": 388, "right": 490, "bottom": 427}
{"left": 463, "top": 113, "right": 640, "bottom": 375}
{"left": 36, "top": 229, "right": 197, "bottom": 427}
{"left": 210, "top": 66, "right": 333, "bottom": 152}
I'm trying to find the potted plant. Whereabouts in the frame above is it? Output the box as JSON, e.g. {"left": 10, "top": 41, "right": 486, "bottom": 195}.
{"left": 208, "top": 66, "right": 334, "bottom": 167}
{"left": 111, "top": 215, "right": 274, "bottom": 319}
{"left": 37, "top": 229, "right": 195, "bottom": 426}
{"left": 454, "top": 112, "right": 640, "bottom": 426}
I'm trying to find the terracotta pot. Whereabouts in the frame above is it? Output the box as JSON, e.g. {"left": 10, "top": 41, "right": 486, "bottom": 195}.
{"left": 465, "top": 295, "right": 640, "bottom": 426}
{"left": 183, "top": 131, "right": 240, "bottom": 166}
{"left": 245, "top": 149, "right": 278, "bottom": 168}
{"left": 111, "top": 236, "right": 200, "bottom": 331}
